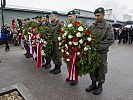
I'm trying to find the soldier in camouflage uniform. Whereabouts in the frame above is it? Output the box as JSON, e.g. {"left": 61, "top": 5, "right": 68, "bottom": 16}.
{"left": 41, "top": 15, "right": 52, "bottom": 69}
{"left": 49, "top": 11, "right": 62, "bottom": 74}
{"left": 85, "top": 7, "right": 114, "bottom": 95}
{"left": 23, "top": 18, "right": 32, "bottom": 58}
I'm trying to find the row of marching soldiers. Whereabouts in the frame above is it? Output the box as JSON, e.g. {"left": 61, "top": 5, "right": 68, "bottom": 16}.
{"left": 114, "top": 27, "right": 133, "bottom": 44}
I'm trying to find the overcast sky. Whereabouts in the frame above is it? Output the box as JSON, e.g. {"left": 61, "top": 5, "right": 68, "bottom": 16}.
{"left": 6, "top": 0, "right": 133, "bottom": 20}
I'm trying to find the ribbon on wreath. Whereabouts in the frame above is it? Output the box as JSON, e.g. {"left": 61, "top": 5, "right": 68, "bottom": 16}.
{"left": 36, "top": 42, "right": 42, "bottom": 68}
{"left": 20, "top": 37, "right": 24, "bottom": 49}
{"left": 28, "top": 34, "right": 33, "bottom": 55}
{"left": 68, "top": 47, "right": 78, "bottom": 81}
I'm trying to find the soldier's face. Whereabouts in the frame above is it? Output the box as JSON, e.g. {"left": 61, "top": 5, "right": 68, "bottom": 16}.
{"left": 68, "top": 15, "right": 76, "bottom": 21}
{"left": 51, "top": 14, "right": 57, "bottom": 21}
{"left": 95, "top": 13, "right": 105, "bottom": 22}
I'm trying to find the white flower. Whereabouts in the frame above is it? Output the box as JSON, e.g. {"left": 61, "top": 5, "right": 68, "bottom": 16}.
{"left": 44, "top": 41, "right": 47, "bottom": 44}
{"left": 68, "top": 41, "right": 72, "bottom": 45}
{"left": 79, "top": 39, "right": 83, "bottom": 44}
{"left": 87, "top": 37, "right": 92, "bottom": 41}
{"left": 58, "top": 37, "right": 61, "bottom": 41}
{"left": 36, "top": 34, "right": 40, "bottom": 39}
{"left": 66, "top": 52, "right": 70, "bottom": 55}
{"left": 66, "top": 59, "right": 70, "bottom": 62}
{"left": 41, "top": 50, "right": 46, "bottom": 56}
{"left": 78, "top": 26, "right": 83, "bottom": 31}
{"left": 73, "top": 42, "right": 78, "bottom": 46}
{"left": 77, "top": 52, "right": 80, "bottom": 55}
{"left": 68, "top": 35, "right": 73, "bottom": 39}
{"left": 29, "top": 27, "right": 31, "bottom": 30}
{"left": 68, "top": 24, "right": 73, "bottom": 28}
{"left": 65, "top": 44, "right": 68, "bottom": 48}
{"left": 59, "top": 42, "right": 62, "bottom": 46}
{"left": 61, "top": 49, "right": 64, "bottom": 53}
{"left": 62, "top": 34, "right": 66, "bottom": 38}
{"left": 64, "top": 32, "right": 68, "bottom": 36}
{"left": 40, "top": 39, "right": 43, "bottom": 43}
{"left": 59, "top": 47, "right": 61, "bottom": 49}
{"left": 84, "top": 47, "right": 88, "bottom": 51}
{"left": 76, "top": 32, "right": 82, "bottom": 37}
{"left": 43, "top": 44, "right": 46, "bottom": 47}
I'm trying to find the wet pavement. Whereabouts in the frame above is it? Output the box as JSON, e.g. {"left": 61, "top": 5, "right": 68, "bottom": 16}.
{"left": 0, "top": 42, "right": 133, "bottom": 100}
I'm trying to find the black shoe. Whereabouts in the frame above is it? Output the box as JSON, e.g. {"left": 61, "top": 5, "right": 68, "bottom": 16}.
{"left": 25, "top": 53, "right": 31, "bottom": 58}
{"left": 52, "top": 69, "right": 61, "bottom": 74}
{"left": 50, "top": 67, "right": 56, "bottom": 73}
{"left": 93, "top": 83, "right": 103, "bottom": 95}
{"left": 70, "top": 80, "right": 78, "bottom": 86}
{"left": 66, "top": 78, "right": 71, "bottom": 82}
{"left": 85, "top": 81, "right": 97, "bottom": 92}
{"left": 42, "top": 63, "right": 51, "bottom": 69}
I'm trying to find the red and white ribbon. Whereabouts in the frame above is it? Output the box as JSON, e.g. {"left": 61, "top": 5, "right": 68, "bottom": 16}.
{"left": 36, "top": 42, "right": 42, "bottom": 68}
{"left": 20, "top": 37, "right": 24, "bottom": 49}
{"left": 29, "top": 35, "right": 32, "bottom": 54}
{"left": 32, "top": 47, "right": 36, "bottom": 60}
{"left": 68, "top": 47, "right": 78, "bottom": 81}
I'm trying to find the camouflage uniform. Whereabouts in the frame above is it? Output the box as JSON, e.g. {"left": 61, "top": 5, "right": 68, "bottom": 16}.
{"left": 51, "top": 20, "right": 62, "bottom": 66}
{"left": 90, "top": 20, "right": 114, "bottom": 84}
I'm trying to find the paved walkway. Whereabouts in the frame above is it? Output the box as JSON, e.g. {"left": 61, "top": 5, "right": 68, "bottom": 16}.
{"left": 0, "top": 42, "right": 133, "bottom": 100}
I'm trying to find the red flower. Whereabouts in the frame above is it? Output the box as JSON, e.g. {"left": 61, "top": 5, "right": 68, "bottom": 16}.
{"left": 64, "top": 38, "right": 68, "bottom": 41}
{"left": 64, "top": 55, "right": 70, "bottom": 59}
{"left": 72, "top": 37, "right": 78, "bottom": 42}
{"left": 77, "top": 48, "right": 82, "bottom": 51}
{"left": 86, "top": 29, "right": 91, "bottom": 36}
{"left": 87, "top": 41, "right": 92, "bottom": 45}
{"left": 39, "top": 33, "right": 43, "bottom": 38}
{"left": 75, "top": 21, "right": 80, "bottom": 26}
{"left": 82, "top": 52, "right": 87, "bottom": 57}
{"left": 60, "top": 28, "right": 63, "bottom": 33}
{"left": 68, "top": 44, "right": 73, "bottom": 49}
{"left": 62, "top": 42, "right": 66, "bottom": 45}
{"left": 32, "top": 35, "right": 37, "bottom": 40}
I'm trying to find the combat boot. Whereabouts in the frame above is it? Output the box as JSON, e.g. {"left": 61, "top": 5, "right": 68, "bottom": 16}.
{"left": 70, "top": 80, "right": 78, "bottom": 86}
{"left": 52, "top": 64, "right": 61, "bottom": 74}
{"left": 93, "top": 83, "right": 103, "bottom": 95}
{"left": 85, "top": 81, "right": 97, "bottom": 92}
{"left": 42, "top": 63, "right": 51, "bottom": 69}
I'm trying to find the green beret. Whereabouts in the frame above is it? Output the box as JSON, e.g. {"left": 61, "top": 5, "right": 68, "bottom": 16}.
{"left": 36, "top": 16, "right": 42, "bottom": 19}
{"left": 43, "top": 15, "right": 49, "bottom": 19}
{"left": 67, "top": 10, "right": 76, "bottom": 16}
{"left": 27, "top": 18, "right": 30, "bottom": 21}
{"left": 51, "top": 11, "right": 59, "bottom": 15}
{"left": 94, "top": 7, "right": 105, "bottom": 15}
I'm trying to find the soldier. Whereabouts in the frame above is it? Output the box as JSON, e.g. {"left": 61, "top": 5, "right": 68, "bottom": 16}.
{"left": 129, "top": 26, "right": 133, "bottom": 44}
{"left": 49, "top": 11, "right": 62, "bottom": 74}
{"left": 42, "top": 15, "right": 52, "bottom": 69}
{"left": 67, "top": 10, "right": 77, "bottom": 22}
{"left": 85, "top": 7, "right": 114, "bottom": 95}
{"left": 65, "top": 10, "right": 79, "bottom": 85}
{"left": 23, "top": 18, "right": 32, "bottom": 58}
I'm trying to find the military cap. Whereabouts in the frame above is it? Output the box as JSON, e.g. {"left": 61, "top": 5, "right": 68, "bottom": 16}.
{"left": 43, "top": 15, "right": 49, "bottom": 19}
{"left": 67, "top": 10, "right": 76, "bottom": 16}
{"left": 24, "top": 19, "right": 27, "bottom": 21}
{"left": 36, "top": 16, "right": 42, "bottom": 19}
{"left": 94, "top": 7, "right": 105, "bottom": 15}
{"left": 51, "top": 11, "right": 59, "bottom": 15}
{"left": 27, "top": 18, "right": 30, "bottom": 21}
